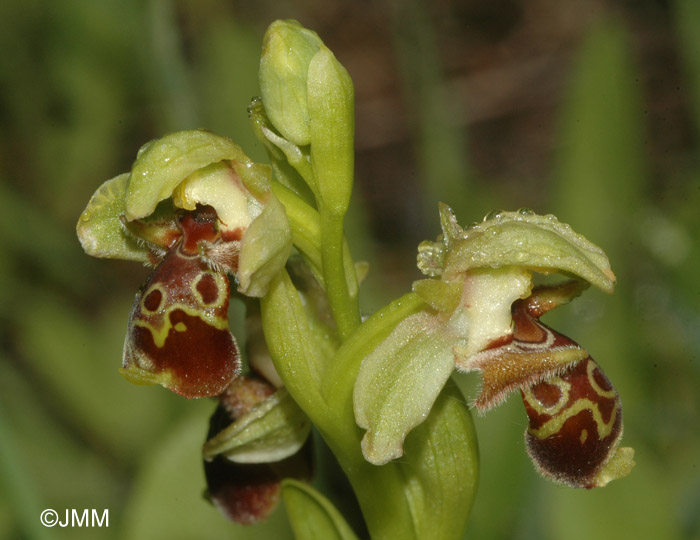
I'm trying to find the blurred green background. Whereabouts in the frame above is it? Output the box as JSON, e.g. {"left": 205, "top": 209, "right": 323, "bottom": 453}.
{"left": 1, "top": 0, "right": 699, "bottom": 539}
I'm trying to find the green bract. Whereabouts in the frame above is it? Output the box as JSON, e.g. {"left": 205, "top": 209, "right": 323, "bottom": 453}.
{"left": 307, "top": 46, "right": 355, "bottom": 216}
{"left": 203, "top": 388, "right": 311, "bottom": 464}
{"left": 282, "top": 480, "right": 360, "bottom": 540}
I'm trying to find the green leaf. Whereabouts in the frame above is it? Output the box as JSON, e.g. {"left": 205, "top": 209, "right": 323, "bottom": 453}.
{"left": 400, "top": 381, "right": 479, "bottom": 540}
{"left": 76, "top": 173, "right": 150, "bottom": 261}
{"left": 282, "top": 479, "right": 359, "bottom": 540}
{"left": 353, "top": 311, "right": 458, "bottom": 465}
{"left": 125, "top": 129, "right": 251, "bottom": 220}
{"left": 202, "top": 388, "right": 311, "bottom": 464}
{"left": 443, "top": 208, "right": 616, "bottom": 293}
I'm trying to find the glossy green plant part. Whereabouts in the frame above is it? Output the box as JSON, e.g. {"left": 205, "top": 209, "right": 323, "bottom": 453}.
{"left": 260, "top": 19, "right": 356, "bottom": 216}
{"left": 125, "top": 129, "right": 252, "bottom": 220}
{"left": 420, "top": 204, "right": 616, "bottom": 293}
{"left": 202, "top": 388, "right": 311, "bottom": 464}
{"left": 263, "top": 273, "right": 479, "bottom": 540}
{"left": 400, "top": 381, "right": 479, "bottom": 540}
{"left": 257, "top": 20, "right": 359, "bottom": 339}
{"left": 248, "top": 97, "right": 316, "bottom": 204}
{"left": 261, "top": 271, "right": 330, "bottom": 417}
{"left": 353, "top": 267, "right": 530, "bottom": 467}
{"left": 238, "top": 194, "right": 292, "bottom": 297}
{"left": 282, "top": 479, "right": 359, "bottom": 540}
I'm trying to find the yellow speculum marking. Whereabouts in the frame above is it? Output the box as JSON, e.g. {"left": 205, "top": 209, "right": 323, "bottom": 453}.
{"left": 523, "top": 377, "right": 571, "bottom": 416}
{"left": 586, "top": 359, "right": 617, "bottom": 399}
{"left": 190, "top": 272, "right": 228, "bottom": 308}
{"left": 528, "top": 396, "right": 618, "bottom": 440}
{"left": 140, "top": 283, "right": 167, "bottom": 314}
{"left": 134, "top": 301, "right": 228, "bottom": 348}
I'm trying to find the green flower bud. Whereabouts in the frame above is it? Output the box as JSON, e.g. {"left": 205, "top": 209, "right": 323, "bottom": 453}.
{"left": 259, "top": 20, "right": 355, "bottom": 216}
{"left": 259, "top": 20, "right": 320, "bottom": 146}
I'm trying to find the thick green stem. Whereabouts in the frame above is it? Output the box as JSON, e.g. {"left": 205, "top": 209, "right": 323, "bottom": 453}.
{"left": 320, "top": 206, "right": 360, "bottom": 341}
{"left": 262, "top": 281, "right": 428, "bottom": 539}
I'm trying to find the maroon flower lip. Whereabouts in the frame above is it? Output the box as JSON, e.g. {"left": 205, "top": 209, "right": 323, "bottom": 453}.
{"left": 522, "top": 356, "right": 623, "bottom": 489}
{"left": 460, "top": 282, "right": 633, "bottom": 488}
{"left": 121, "top": 205, "right": 241, "bottom": 398}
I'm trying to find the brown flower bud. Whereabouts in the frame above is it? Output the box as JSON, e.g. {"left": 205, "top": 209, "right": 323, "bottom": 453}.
{"left": 203, "top": 375, "right": 313, "bottom": 524}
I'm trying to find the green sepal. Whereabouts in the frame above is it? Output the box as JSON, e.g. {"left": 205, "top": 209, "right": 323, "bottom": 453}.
{"left": 202, "top": 388, "right": 311, "bottom": 464}
{"left": 308, "top": 46, "right": 355, "bottom": 217}
{"left": 237, "top": 194, "right": 293, "bottom": 297}
{"left": 422, "top": 204, "right": 616, "bottom": 293}
{"left": 445, "top": 207, "right": 616, "bottom": 293}
{"left": 282, "top": 479, "right": 360, "bottom": 540}
{"left": 353, "top": 311, "right": 459, "bottom": 465}
{"left": 125, "top": 130, "right": 251, "bottom": 221}
{"left": 76, "top": 173, "right": 150, "bottom": 262}
{"left": 400, "top": 380, "right": 479, "bottom": 540}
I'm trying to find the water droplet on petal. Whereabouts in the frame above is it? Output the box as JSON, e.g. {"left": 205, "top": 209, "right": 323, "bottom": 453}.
{"left": 483, "top": 210, "right": 503, "bottom": 221}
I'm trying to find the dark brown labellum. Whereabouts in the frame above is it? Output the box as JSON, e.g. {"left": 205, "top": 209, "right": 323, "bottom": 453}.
{"left": 121, "top": 205, "right": 241, "bottom": 398}
{"left": 461, "top": 282, "right": 633, "bottom": 487}
{"left": 521, "top": 356, "right": 623, "bottom": 489}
